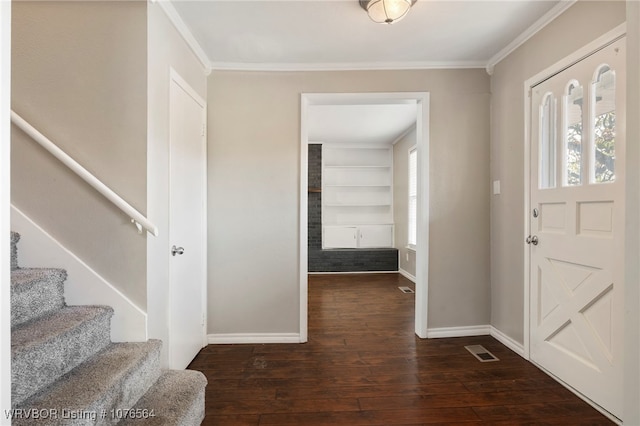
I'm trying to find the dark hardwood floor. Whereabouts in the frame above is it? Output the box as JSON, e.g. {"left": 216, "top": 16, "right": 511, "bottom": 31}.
{"left": 189, "top": 273, "right": 613, "bottom": 425}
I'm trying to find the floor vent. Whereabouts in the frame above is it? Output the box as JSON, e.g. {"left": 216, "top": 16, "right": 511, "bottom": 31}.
{"left": 398, "top": 286, "right": 414, "bottom": 294}
{"left": 464, "top": 345, "right": 499, "bottom": 362}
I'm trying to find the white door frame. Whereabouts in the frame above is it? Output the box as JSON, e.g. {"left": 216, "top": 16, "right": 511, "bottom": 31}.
{"left": 168, "top": 68, "right": 208, "bottom": 362}
{"left": 299, "top": 92, "right": 430, "bottom": 341}
{"left": 522, "top": 23, "right": 626, "bottom": 422}
{"left": 0, "top": 0, "right": 11, "bottom": 414}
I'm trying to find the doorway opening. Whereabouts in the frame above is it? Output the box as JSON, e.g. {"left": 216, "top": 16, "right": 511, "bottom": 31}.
{"left": 299, "top": 92, "right": 430, "bottom": 341}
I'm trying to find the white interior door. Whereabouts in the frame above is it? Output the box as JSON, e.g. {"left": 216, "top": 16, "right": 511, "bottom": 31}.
{"left": 529, "top": 38, "right": 625, "bottom": 419}
{"left": 169, "top": 71, "right": 207, "bottom": 369}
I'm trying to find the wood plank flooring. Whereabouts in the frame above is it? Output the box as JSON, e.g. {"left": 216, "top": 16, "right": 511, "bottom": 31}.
{"left": 188, "top": 273, "right": 613, "bottom": 425}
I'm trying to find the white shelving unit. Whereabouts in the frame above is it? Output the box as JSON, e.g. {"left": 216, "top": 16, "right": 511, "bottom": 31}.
{"left": 322, "top": 145, "right": 393, "bottom": 249}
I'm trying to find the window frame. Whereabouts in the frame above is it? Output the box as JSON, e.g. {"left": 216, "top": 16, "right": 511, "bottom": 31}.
{"left": 408, "top": 145, "right": 417, "bottom": 249}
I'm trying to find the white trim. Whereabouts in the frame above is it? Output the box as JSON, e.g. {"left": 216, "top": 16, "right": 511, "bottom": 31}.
{"left": 156, "top": 0, "right": 212, "bottom": 74}
{"left": 522, "top": 22, "right": 627, "bottom": 362}
{"left": 398, "top": 268, "right": 416, "bottom": 283}
{"left": 308, "top": 270, "right": 399, "bottom": 275}
{"left": 426, "top": 325, "right": 491, "bottom": 339}
{"left": 299, "top": 95, "right": 309, "bottom": 344}
{"left": 208, "top": 333, "right": 301, "bottom": 345}
{"left": 11, "top": 205, "right": 148, "bottom": 342}
{"left": 10, "top": 111, "right": 158, "bottom": 237}
{"left": 490, "top": 326, "right": 525, "bottom": 358}
{"left": 526, "top": 24, "right": 626, "bottom": 89}
{"left": 485, "top": 0, "right": 577, "bottom": 74}
{"left": 211, "top": 61, "right": 485, "bottom": 72}
{"left": 0, "top": 0, "right": 11, "bottom": 418}
{"left": 300, "top": 92, "right": 430, "bottom": 341}
{"left": 415, "top": 95, "right": 430, "bottom": 338}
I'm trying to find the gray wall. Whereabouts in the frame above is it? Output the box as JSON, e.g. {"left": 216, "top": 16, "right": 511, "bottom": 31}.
{"left": 490, "top": 0, "right": 626, "bottom": 343}
{"left": 393, "top": 126, "right": 417, "bottom": 277}
{"left": 11, "top": 1, "right": 148, "bottom": 308}
{"left": 208, "top": 69, "right": 491, "bottom": 334}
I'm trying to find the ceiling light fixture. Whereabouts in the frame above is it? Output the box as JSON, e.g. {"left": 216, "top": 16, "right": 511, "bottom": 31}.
{"left": 359, "top": 0, "right": 417, "bottom": 24}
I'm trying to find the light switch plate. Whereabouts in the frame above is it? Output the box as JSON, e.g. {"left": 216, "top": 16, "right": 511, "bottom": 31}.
{"left": 493, "top": 180, "right": 501, "bottom": 195}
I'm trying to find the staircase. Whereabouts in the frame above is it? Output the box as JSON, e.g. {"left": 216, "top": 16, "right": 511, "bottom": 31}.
{"left": 9, "top": 232, "right": 207, "bottom": 425}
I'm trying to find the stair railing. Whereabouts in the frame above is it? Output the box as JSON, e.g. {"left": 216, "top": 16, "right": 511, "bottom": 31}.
{"left": 11, "top": 111, "right": 159, "bottom": 236}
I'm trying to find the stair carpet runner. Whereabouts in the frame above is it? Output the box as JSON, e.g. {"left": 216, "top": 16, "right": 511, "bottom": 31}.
{"left": 9, "top": 232, "right": 207, "bottom": 425}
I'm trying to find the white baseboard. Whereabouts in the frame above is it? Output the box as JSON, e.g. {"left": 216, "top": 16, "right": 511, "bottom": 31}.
{"left": 308, "top": 271, "right": 398, "bottom": 275}
{"left": 426, "top": 325, "right": 491, "bottom": 338}
{"left": 398, "top": 268, "right": 416, "bottom": 283}
{"left": 207, "top": 333, "right": 301, "bottom": 344}
{"left": 490, "top": 326, "right": 525, "bottom": 358}
{"left": 11, "top": 205, "right": 147, "bottom": 342}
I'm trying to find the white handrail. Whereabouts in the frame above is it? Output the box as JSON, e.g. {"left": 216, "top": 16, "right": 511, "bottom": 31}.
{"left": 11, "top": 111, "right": 158, "bottom": 237}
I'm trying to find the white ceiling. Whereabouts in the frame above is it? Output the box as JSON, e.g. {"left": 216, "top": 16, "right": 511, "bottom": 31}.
{"left": 171, "top": 0, "right": 568, "bottom": 70}
{"left": 308, "top": 103, "right": 418, "bottom": 145}
{"left": 169, "top": 0, "right": 571, "bottom": 144}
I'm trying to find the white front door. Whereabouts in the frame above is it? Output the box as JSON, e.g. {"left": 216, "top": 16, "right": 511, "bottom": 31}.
{"left": 529, "top": 38, "right": 625, "bottom": 419}
{"left": 169, "top": 71, "right": 207, "bottom": 369}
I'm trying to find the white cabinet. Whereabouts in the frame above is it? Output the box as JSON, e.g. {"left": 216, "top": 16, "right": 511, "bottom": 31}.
{"left": 358, "top": 225, "right": 393, "bottom": 248}
{"left": 322, "top": 145, "right": 394, "bottom": 249}
{"left": 323, "top": 225, "right": 393, "bottom": 249}
{"left": 324, "top": 226, "right": 358, "bottom": 249}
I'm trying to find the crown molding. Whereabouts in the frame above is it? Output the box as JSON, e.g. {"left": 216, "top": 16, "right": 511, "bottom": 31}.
{"left": 485, "top": 0, "right": 577, "bottom": 74}
{"left": 209, "top": 60, "right": 485, "bottom": 72}
{"left": 155, "top": 0, "right": 213, "bottom": 75}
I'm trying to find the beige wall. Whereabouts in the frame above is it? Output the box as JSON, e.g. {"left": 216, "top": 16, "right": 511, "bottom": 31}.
{"left": 208, "top": 69, "right": 491, "bottom": 334}
{"left": 146, "top": 2, "right": 207, "bottom": 366}
{"left": 11, "top": 1, "right": 148, "bottom": 308}
{"left": 393, "top": 126, "right": 416, "bottom": 277}
{"left": 490, "top": 0, "right": 626, "bottom": 343}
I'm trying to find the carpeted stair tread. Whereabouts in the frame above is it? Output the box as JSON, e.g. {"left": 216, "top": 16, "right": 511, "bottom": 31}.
{"left": 14, "top": 340, "right": 163, "bottom": 426}
{"left": 12, "top": 305, "right": 113, "bottom": 407}
{"left": 121, "top": 370, "right": 207, "bottom": 426}
{"left": 11, "top": 231, "right": 20, "bottom": 270}
{"left": 11, "top": 268, "right": 66, "bottom": 327}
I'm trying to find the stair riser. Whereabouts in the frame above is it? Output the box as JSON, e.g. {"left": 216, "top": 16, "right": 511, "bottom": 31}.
{"left": 12, "top": 309, "right": 112, "bottom": 407}
{"left": 11, "top": 271, "right": 66, "bottom": 328}
{"left": 122, "top": 370, "right": 207, "bottom": 426}
{"left": 14, "top": 342, "right": 162, "bottom": 426}
{"left": 89, "top": 346, "right": 162, "bottom": 426}
{"left": 10, "top": 232, "right": 19, "bottom": 270}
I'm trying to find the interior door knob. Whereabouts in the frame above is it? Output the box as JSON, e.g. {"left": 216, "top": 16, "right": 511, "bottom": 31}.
{"left": 531, "top": 236, "right": 539, "bottom": 246}
{"left": 171, "top": 245, "right": 185, "bottom": 256}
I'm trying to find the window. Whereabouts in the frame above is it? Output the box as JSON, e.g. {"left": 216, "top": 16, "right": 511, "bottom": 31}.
{"left": 539, "top": 92, "right": 557, "bottom": 189}
{"left": 408, "top": 147, "right": 417, "bottom": 248}
{"left": 564, "top": 81, "right": 583, "bottom": 186}
{"left": 592, "top": 65, "right": 616, "bottom": 183}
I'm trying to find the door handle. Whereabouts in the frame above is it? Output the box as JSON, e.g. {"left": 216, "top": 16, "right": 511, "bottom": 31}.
{"left": 531, "top": 236, "right": 539, "bottom": 246}
{"left": 171, "top": 245, "right": 185, "bottom": 256}
{"left": 525, "top": 236, "right": 532, "bottom": 244}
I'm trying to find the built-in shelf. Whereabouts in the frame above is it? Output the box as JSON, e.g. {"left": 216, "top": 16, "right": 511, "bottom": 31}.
{"left": 322, "top": 144, "right": 394, "bottom": 249}
{"left": 308, "top": 187, "right": 321, "bottom": 193}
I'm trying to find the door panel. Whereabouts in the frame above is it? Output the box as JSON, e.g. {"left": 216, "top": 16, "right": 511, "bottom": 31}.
{"left": 529, "top": 38, "right": 625, "bottom": 419}
{"left": 169, "top": 74, "right": 206, "bottom": 369}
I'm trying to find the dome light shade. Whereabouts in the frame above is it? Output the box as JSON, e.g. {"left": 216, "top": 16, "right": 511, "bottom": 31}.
{"left": 359, "top": 0, "right": 416, "bottom": 24}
